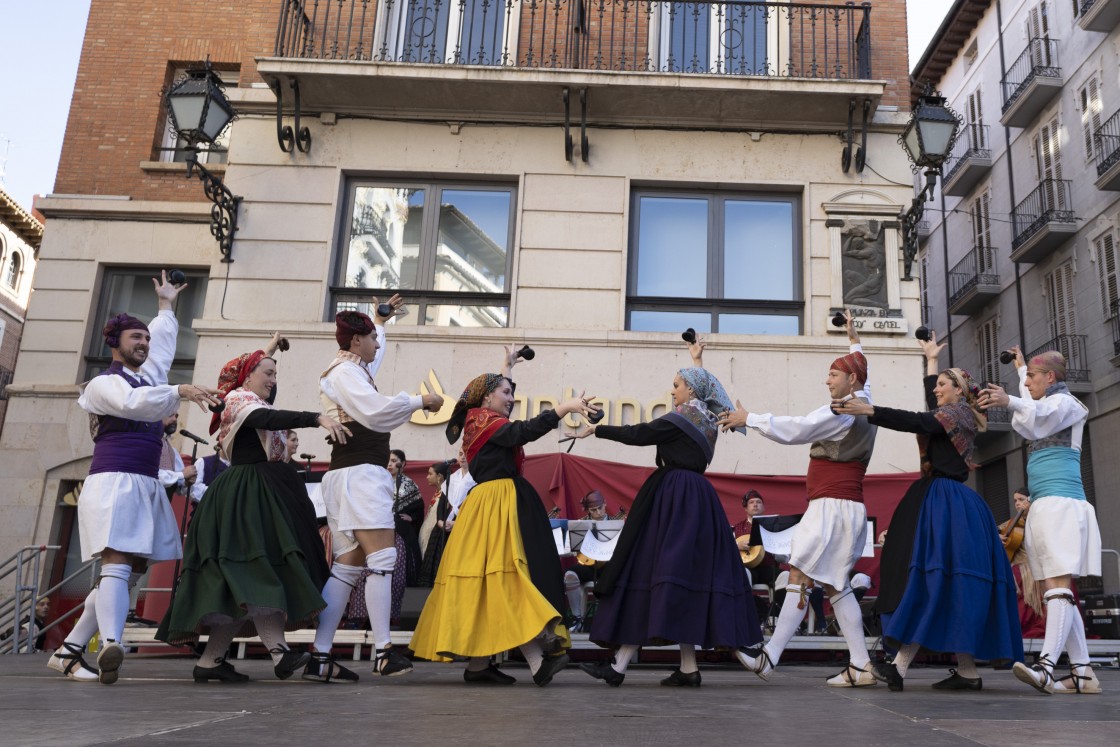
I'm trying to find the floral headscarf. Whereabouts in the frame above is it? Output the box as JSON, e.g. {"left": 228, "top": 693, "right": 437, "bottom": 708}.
{"left": 211, "top": 351, "right": 285, "bottom": 463}
{"left": 677, "top": 367, "right": 743, "bottom": 433}
{"left": 920, "top": 367, "right": 987, "bottom": 471}
{"left": 445, "top": 372, "right": 510, "bottom": 444}
{"left": 209, "top": 350, "right": 267, "bottom": 435}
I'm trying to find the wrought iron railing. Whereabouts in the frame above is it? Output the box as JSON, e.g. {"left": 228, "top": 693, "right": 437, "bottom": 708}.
{"left": 274, "top": 0, "right": 874, "bottom": 78}
{"left": 1028, "top": 334, "right": 1090, "bottom": 382}
{"left": 0, "top": 366, "right": 12, "bottom": 401}
{"left": 1112, "top": 299, "right": 1120, "bottom": 357}
{"left": 943, "top": 123, "right": 990, "bottom": 185}
{"left": 1001, "top": 37, "right": 1060, "bottom": 113}
{"left": 984, "top": 381, "right": 1011, "bottom": 425}
{"left": 948, "top": 244, "right": 998, "bottom": 308}
{"left": 1011, "top": 179, "right": 1075, "bottom": 250}
{"left": 1078, "top": 0, "right": 1103, "bottom": 18}
{"left": 1094, "top": 107, "right": 1120, "bottom": 178}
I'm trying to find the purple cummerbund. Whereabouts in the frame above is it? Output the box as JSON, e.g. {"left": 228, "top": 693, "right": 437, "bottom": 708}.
{"left": 87, "top": 363, "right": 164, "bottom": 478}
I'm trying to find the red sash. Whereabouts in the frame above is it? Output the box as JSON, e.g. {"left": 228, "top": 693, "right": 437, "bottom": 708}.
{"left": 805, "top": 458, "right": 866, "bottom": 503}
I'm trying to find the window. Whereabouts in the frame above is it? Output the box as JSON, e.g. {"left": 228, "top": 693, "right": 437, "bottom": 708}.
{"left": 964, "top": 40, "right": 978, "bottom": 69}
{"left": 333, "top": 180, "right": 515, "bottom": 326}
{"left": 1093, "top": 231, "right": 1119, "bottom": 318}
{"left": 1034, "top": 117, "right": 1067, "bottom": 212}
{"left": 1045, "top": 259, "right": 1077, "bottom": 338}
{"left": 4, "top": 250, "right": 21, "bottom": 292}
{"left": 919, "top": 254, "right": 931, "bottom": 325}
{"left": 971, "top": 191, "right": 993, "bottom": 271}
{"left": 626, "top": 190, "right": 801, "bottom": 335}
{"left": 83, "top": 267, "right": 209, "bottom": 385}
{"left": 1026, "top": 2, "right": 1052, "bottom": 67}
{"left": 966, "top": 86, "right": 986, "bottom": 148}
{"left": 385, "top": 0, "right": 520, "bottom": 65}
{"left": 978, "top": 317, "right": 1000, "bottom": 386}
{"left": 158, "top": 66, "right": 238, "bottom": 165}
{"left": 656, "top": 2, "right": 768, "bottom": 74}
{"left": 1079, "top": 77, "right": 1103, "bottom": 161}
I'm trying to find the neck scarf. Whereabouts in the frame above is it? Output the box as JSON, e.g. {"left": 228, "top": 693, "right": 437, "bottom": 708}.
{"left": 393, "top": 474, "right": 422, "bottom": 514}
{"left": 918, "top": 368, "right": 986, "bottom": 471}
{"left": 446, "top": 372, "right": 509, "bottom": 444}
{"left": 216, "top": 387, "right": 287, "bottom": 463}
{"left": 1045, "top": 380, "right": 1071, "bottom": 397}
{"left": 462, "top": 406, "right": 524, "bottom": 473}
{"left": 665, "top": 399, "right": 719, "bottom": 464}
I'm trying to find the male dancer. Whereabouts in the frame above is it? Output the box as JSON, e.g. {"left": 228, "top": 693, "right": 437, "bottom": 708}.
{"left": 981, "top": 349, "right": 1102, "bottom": 694}
{"left": 47, "top": 272, "right": 220, "bottom": 683}
{"left": 306, "top": 297, "right": 443, "bottom": 682}
{"left": 718, "top": 313, "right": 877, "bottom": 686}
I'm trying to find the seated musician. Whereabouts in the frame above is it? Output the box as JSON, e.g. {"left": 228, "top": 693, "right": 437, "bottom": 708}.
{"left": 1002, "top": 487, "right": 1045, "bottom": 638}
{"left": 565, "top": 490, "right": 625, "bottom": 631}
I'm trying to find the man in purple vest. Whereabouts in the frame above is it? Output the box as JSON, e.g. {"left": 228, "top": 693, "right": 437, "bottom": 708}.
{"left": 47, "top": 272, "right": 220, "bottom": 684}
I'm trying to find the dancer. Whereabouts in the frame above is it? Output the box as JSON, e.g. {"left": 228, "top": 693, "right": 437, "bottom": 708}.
{"left": 156, "top": 347, "right": 348, "bottom": 682}
{"left": 981, "top": 348, "right": 1102, "bottom": 694}
{"left": 579, "top": 335, "right": 761, "bottom": 687}
{"left": 304, "top": 304, "right": 442, "bottom": 682}
{"left": 834, "top": 333, "right": 1022, "bottom": 691}
{"left": 47, "top": 273, "right": 220, "bottom": 684}
{"left": 418, "top": 460, "right": 455, "bottom": 587}
{"left": 410, "top": 346, "right": 593, "bottom": 686}
{"left": 719, "top": 312, "right": 878, "bottom": 687}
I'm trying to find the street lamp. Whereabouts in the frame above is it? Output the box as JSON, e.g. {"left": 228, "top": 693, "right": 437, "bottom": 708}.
{"left": 165, "top": 61, "right": 241, "bottom": 262}
{"left": 898, "top": 84, "right": 963, "bottom": 281}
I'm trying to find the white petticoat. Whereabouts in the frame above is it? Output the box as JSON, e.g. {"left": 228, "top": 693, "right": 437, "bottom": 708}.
{"left": 788, "top": 497, "right": 867, "bottom": 590}
{"left": 1024, "top": 495, "right": 1102, "bottom": 579}
{"left": 77, "top": 471, "right": 182, "bottom": 562}
{"left": 320, "top": 463, "right": 395, "bottom": 557}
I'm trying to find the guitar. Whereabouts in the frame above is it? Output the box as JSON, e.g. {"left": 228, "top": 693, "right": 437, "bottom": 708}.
{"left": 547, "top": 506, "right": 561, "bottom": 519}
{"left": 1000, "top": 508, "right": 1027, "bottom": 562}
{"left": 740, "top": 545, "right": 766, "bottom": 569}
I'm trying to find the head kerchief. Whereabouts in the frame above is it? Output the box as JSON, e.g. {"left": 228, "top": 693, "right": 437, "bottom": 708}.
{"left": 1028, "top": 350, "right": 1067, "bottom": 382}
{"left": 918, "top": 367, "right": 986, "bottom": 471}
{"left": 102, "top": 313, "right": 149, "bottom": 349}
{"left": 209, "top": 350, "right": 268, "bottom": 434}
{"left": 335, "top": 310, "right": 376, "bottom": 350}
{"left": 677, "top": 367, "right": 739, "bottom": 427}
{"left": 830, "top": 350, "right": 868, "bottom": 387}
{"left": 445, "top": 372, "right": 509, "bottom": 444}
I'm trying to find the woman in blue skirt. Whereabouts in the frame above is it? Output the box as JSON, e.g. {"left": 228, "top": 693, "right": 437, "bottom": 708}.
{"left": 577, "top": 338, "right": 762, "bottom": 687}
{"left": 833, "top": 333, "right": 1022, "bottom": 691}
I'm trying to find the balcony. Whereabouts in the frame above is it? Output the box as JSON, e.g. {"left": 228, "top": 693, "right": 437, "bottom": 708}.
{"left": 947, "top": 245, "right": 1000, "bottom": 316}
{"left": 1000, "top": 38, "right": 1062, "bottom": 128}
{"left": 1112, "top": 300, "right": 1120, "bottom": 365}
{"left": 263, "top": 0, "right": 883, "bottom": 129}
{"left": 1028, "top": 334, "right": 1091, "bottom": 393}
{"left": 1010, "top": 179, "right": 1077, "bottom": 263}
{"left": 943, "top": 124, "right": 992, "bottom": 197}
{"left": 982, "top": 381, "right": 1012, "bottom": 434}
{"left": 1094, "top": 108, "right": 1120, "bottom": 190}
{"left": 1078, "top": 0, "right": 1120, "bottom": 32}
{"left": 917, "top": 220, "right": 932, "bottom": 244}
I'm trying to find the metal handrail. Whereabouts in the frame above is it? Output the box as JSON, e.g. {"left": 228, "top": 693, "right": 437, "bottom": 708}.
{"left": 1011, "top": 179, "right": 1075, "bottom": 249}
{"left": 1027, "top": 334, "right": 1090, "bottom": 383}
{"left": 948, "top": 244, "right": 999, "bottom": 308}
{"left": 1094, "top": 107, "right": 1120, "bottom": 177}
{"left": 1001, "top": 37, "right": 1061, "bottom": 113}
{"left": 943, "top": 123, "right": 991, "bottom": 185}
{"left": 0, "top": 546, "right": 60, "bottom": 654}
{"left": 1, "top": 553, "right": 99, "bottom": 655}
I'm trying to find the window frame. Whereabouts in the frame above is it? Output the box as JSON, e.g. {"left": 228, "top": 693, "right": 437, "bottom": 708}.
{"left": 4, "top": 249, "right": 22, "bottom": 292}
{"left": 330, "top": 177, "right": 518, "bottom": 327}
{"left": 625, "top": 188, "right": 803, "bottom": 334}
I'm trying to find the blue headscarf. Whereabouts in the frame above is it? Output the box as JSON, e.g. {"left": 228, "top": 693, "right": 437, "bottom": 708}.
{"left": 665, "top": 367, "right": 743, "bottom": 464}
{"left": 677, "top": 367, "right": 742, "bottom": 432}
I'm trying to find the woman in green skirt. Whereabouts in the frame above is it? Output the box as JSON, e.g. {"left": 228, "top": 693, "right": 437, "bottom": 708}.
{"left": 157, "top": 349, "right": 349, "bottom": 682}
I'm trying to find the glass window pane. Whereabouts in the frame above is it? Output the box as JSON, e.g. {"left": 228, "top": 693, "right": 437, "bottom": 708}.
{"left": 435, "top": 189, "right": 511, "bottom": 293}
{"left": 723, "top": 200, "right": 794, "bottom": 300}
{"left": 425, "top": 303, "right": 508, "bottom": 328}
{"left": 629, "top": 310, "right": 712, "bottom": 334}
{"left": 718, "top": 313, "right": 800, "bottom": 336}
{"left": 344, "top": 187, "right": 424, "bottom": 290}
{"left": 334, "top": 299, "right": 419, "bottom": 328}
{"left": 635, "top": 196, "right": 708, "bottom": 298}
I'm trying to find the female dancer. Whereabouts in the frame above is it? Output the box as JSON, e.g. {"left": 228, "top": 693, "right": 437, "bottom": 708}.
{"left": 833, "top": 333, "right": 1022, "bottom": 691}
{"left": 410, "top": 346, "right": 594, "bottom": 686}
{"left": 418, "top": 460, "right": 454, "bottom": 586}
{"left": 577, "top": 338, "right": 762, "bottom": 687}
{"left": 157, "top": 350, "right": 349, "bottom": 681}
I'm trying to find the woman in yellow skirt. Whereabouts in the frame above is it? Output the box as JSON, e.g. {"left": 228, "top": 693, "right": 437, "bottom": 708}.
{"left": 410, "top": 346, "right": 596, "bottom": 685}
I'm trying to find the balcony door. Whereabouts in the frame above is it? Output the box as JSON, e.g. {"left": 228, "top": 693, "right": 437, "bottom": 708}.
{"left": 1026, "top": 1, "right": 1052, "bottom": 67}
{"left": 1034, "top": 118, "right": 1067, "bottom": 212}
{"left": 382, "top": 0, "right": 520, "bottom": 66}
{"left": 1046, "top": 260, "right": 1078, "bottom": 339}
{"left": 656, "top": 1, "right": 770, "bottom": 74}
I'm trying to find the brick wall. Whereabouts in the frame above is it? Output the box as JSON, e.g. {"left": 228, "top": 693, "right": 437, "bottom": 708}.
{"left": 53, "top": 0, "right": 279, "bottom": 201}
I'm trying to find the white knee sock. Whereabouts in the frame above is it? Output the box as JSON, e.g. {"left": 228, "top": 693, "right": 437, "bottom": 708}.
{"left": 955, "top": 653, "right": 979, "bottom": 679}
{"left": 365, "top": 548, "right": 396, "bottom": 650}
{"left": 519, "top": 639, "right": 544, "bottom": 675}
{"left": 766, "top": 585, "right": 810, "bottom": 663}
{"left": 892, "top": 642, "right": 920, "bottom": 677}
{"left": 199, "top": 620, "right": 243, "bottom": 667}
{"left": 96, "top": 564, "right": 132, "bottom": 644}
{"left": 247, "top": 607, "right": 289, "bottom": 664}
{"left": 679, "top": 644, "right": 698, "bottom": 674}
{"left": 313, "top": 563, "right": 364, "bottom": 654}
{"left": 564, "top": 571, "right": 584, "bottom": 618}
{"left": 830, "top": 589, "right": 870, "bottom": 669}
{"left": 63, "top": 588, "right": 99, "bottom": 649}
{"left": 612, "top": 644, "right": 639, "bottom": 674}
{"left": 1040, "top": 589, "right": 1074, "bottom": 672}
{"left": 1065, "top": 600, "right": 1090, "bottom": 668}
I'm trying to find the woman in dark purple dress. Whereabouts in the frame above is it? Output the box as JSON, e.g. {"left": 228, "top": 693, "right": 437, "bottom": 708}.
{"left": 578, "top": 345, "right": 762, "bottom": 687}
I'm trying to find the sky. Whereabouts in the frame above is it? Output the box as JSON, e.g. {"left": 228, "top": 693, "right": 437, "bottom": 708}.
{"left": 0, "top": 0, "right": 956, "bottom": 214}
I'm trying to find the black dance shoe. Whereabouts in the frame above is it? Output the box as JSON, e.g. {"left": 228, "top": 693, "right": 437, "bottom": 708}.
{"left": 870, "top": 661, "right": 904, "bottom": 692}
{"left": 302, "top": 652, "right": 359, "bottom": 683}
{"left": 932, "top": 669, "right": 982, "bottom": 691}
{"left": 580, "top": 660, "right": 625, "bottom": 687}
{"left": 273, "top": 649, "right": 311, "bottom": 680}
{"left": 193, "top": 658, "right": 250, "bottom": 684}
{"left": 463, "top": 665, "right": 517, "bottom": 685}
{"left": 374, "top": 646, "right": 414, "bottom": 677}
{"left": 660, "top": 668, "right": 702, "bottom": 687}
{"left": 533, "top": 653, "right": 569, "bottom": 687}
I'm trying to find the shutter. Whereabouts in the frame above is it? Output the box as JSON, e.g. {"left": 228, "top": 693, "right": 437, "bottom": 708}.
{"left": 979, "top": 319, "right": 999, "bottom": 385}
{"left": 1047, "top": 260, "right": 1076, "bottom": 338}
{"left": 1096, "top": 233, "right": 1119, "bottom": 317}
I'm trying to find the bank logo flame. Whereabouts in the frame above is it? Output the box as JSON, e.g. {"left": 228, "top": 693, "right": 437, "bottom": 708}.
{"left": 410, "top": 369, "right": 456, "bottom": 425}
